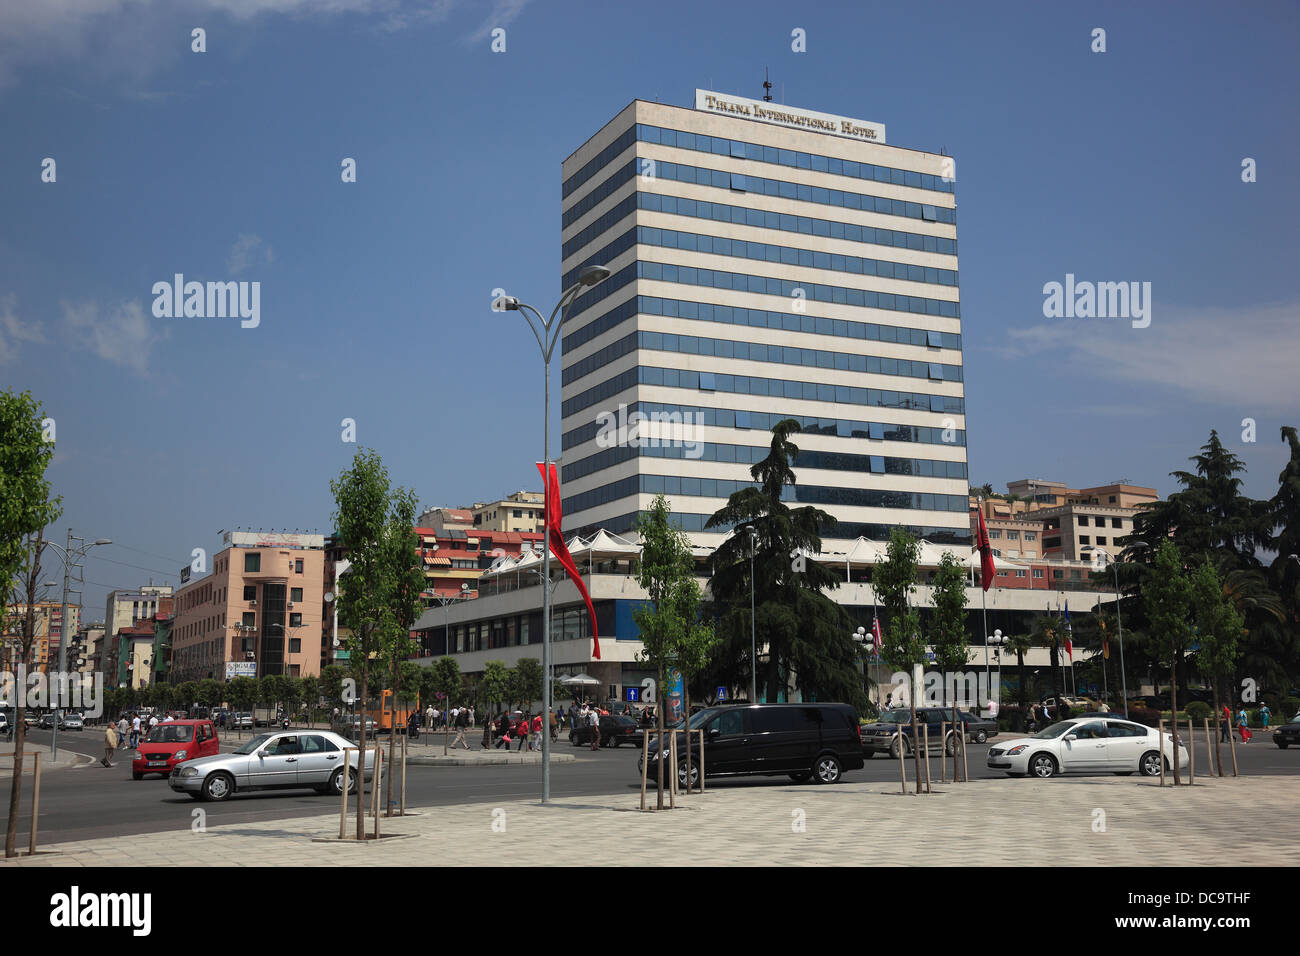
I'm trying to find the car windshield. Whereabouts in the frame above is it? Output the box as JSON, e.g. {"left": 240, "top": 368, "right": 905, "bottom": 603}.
{"left": 667, "top": 708, "right": 719, "bottom": 731}
{"left": 232, "top": 734, "right": 273, "bottom": 755}
{"left": 1033, "top": 721, "right": 1079, "bottom": 740}
{"left": 875, "top": 711, "right": 910, "bottom": 724}
{"left": 145, "top": 725, "right": 193, "bottom": 743}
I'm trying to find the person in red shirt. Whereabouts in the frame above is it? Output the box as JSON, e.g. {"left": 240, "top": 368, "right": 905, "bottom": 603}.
{"left": 531, "top": 713, "right": 543, "bottom": 751}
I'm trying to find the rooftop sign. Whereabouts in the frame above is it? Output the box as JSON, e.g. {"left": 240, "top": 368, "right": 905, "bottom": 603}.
{"left": 694, "top": 89, "right": 885, "bottom": 144}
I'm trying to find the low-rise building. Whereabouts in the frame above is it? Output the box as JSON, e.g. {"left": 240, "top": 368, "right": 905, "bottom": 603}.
{"left": 471, "top": 491, "right": 545, "bottom": 534}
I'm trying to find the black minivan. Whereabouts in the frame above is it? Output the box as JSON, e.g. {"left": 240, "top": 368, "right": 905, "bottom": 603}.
{"left": 640, "top": 702, "right": 864, "bottom": 788}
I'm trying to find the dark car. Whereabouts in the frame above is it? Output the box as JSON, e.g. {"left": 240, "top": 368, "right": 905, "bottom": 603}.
{"left": 860, "top": 707, "right": 991, "bottom": 757}
{"left": 640, "top": 702, "right": 864, "bottom": 787}
{"left": 570, "top": 714, "right": 641, "bottom": 748}
{"left": 1273, "top": 722, "right": 1300, "bottom": 749}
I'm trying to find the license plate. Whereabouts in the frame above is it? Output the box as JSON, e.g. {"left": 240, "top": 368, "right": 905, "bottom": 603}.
{"left": 148, "top": 761, "right": 167, "bottom": 767}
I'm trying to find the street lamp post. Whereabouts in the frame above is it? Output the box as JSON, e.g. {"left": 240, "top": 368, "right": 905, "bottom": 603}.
{"left": 988, "top": 629, "right": 1005, "bottom": 713}
{"left": 748, "top": 527, "right": 758, "bottom": 703}
{"left": 499, "top": 263, "right": 611, "bottom": 804}
{"left": 44, "top": 533, "right": 111, "bottom": 761}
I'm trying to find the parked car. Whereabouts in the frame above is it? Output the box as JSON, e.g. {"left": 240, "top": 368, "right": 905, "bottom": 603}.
{"left": 570, "top": 714, "right": 641, "bottom": 748}
{"left": 133, "top": 720, "right": 220, "bottom": 779}
{"left": 860, "top": 707, "right": 990, "bottom": 757}
{"left": 640, "top": 702, "right": 864, "bottom": 788}
{"left": 332, "top": 714, "right": 378, "bottom": 738}
{"left": 231, "top": 713, "right": 254, "bottom": 729}
{"left": 1272, "top": 720, "right": 1300, "bottom": 749}
{"left": 169, "top": 730, "right": 375, "bottom": 801}
{"left": 59, "top": 712, "right": 84, "bottom": 731}
{"left": 987, "top": 717, "right": 1189, "bottom": 778}
{"left": 0, "top": 711, "right": 10, "bottom": 738}
{"left": 25, "top": 712, "right": 40, "bottom": 728}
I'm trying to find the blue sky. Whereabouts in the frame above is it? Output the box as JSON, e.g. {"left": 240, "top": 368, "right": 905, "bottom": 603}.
{"left": 1, "top": 0, "right": 1297, "bottom": 613}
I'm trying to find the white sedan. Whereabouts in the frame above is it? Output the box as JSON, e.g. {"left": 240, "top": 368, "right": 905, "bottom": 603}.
{"left": 988, "top": 717, "right": 1189, "bottom": 779}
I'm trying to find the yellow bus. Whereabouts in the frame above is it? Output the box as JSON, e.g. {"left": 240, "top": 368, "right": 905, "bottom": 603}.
{"left": 365, "top": 688, "right": 420, "bottom": 734}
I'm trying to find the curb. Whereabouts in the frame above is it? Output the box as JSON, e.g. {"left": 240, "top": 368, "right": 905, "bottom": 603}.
{"left": 407, "top": 753, "right": 578, "bottom": 767}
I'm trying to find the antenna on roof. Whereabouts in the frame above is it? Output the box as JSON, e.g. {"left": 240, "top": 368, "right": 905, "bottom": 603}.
{"left": 762, "top": 67, "right": 773, "bottom": 102}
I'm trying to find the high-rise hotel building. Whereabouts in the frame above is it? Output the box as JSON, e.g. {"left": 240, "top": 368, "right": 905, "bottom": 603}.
{"left": 559, "top": 91, "right": 968, "bottom": 547}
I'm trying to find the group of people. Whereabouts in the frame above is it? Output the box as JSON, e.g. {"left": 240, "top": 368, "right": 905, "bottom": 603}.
{"left": 485, "top": 711, "right": 554, "bottom": 751}
{"left": 101, "top": 711, "right": 176, "bottom": 766}
{"left": 1220, "top": 704, "right": 1269, "bottom": 743}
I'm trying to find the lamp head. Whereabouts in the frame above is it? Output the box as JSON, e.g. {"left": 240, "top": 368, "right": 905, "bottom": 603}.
{"left": 495, "top": 294, "right": 521, "bottom": 311}
{"left": 94, "top": 539, "right": 112, "bottom": 546}
{"left": 578, "top": 264, "right": 611, "bottom": 287}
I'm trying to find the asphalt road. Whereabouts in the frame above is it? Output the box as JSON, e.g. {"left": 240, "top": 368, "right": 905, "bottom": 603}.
{"left": 4, "top": 726, "right": 1295, "bottom": 848}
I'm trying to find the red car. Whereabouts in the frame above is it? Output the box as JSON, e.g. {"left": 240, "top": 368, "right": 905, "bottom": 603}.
{"left": 133, "top": 719, "right": 219, "bottom": 779}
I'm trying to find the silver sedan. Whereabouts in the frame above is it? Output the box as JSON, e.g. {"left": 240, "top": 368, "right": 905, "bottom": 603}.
{"left": 168, "top": 730, "right": 376, "bottom": 801}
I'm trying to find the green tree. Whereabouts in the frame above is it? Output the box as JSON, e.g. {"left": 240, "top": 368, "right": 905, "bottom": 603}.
{"left": 481, "top": 660, "right": 510, "bottom": 719}
{"left": 319, "top": 664, "right": 347, "bottom": 713}
{"left": 929, "top": 552, "right": 970, "bottom": 779}
{"left": 0, "top": 390, "right": 62, "bottom": 858}
{"left": 509, "top": 657, "right": 544, "bottom": 711}
{"left": 1144, "top": 541, "right": 1194, "bottom": 784}
{"left": 1190, "top": 558, "right": 1245, "bottom": 776}
{"left": 429, "top": 657, "right": 461, "bottom": 754}
{"left": 873, "top": 527, "right": 926, "bottom": 792}
{"left": 227, "top": 677, "right": 257, "bottom": 732}
{"left": 635, "top": 494, "right": 701, "bottom": 806}
{"left": 380, "top": 487, "right": 424, "bottom": 814}
{"left": 1005, "top": 631, "right": 1034, "bottom": 714}
{"left": 331, "top": 448, "right": 421, "bottom": 836}
{"left": 704, "top": 421, "right": 859, "bottom": 705}
{"left": 298, "top": 675, "right": 320, "bottom": 724}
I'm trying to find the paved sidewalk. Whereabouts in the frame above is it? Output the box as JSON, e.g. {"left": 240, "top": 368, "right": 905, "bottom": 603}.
{"left": 0, "top": 743, "right": 96, "bottom": 776}
{"left": 4, "top": 774, "right": 1296, "bottom": 867}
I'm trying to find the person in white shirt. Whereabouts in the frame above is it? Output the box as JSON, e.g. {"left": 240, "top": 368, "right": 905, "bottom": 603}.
{"left": 162, "top": 713, "right": 175, "bottom": 722}
{"left": 148, "top": 715, "right": 158, "bottom": 730}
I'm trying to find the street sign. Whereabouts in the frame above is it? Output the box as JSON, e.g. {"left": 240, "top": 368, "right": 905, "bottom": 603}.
{"left": 717, "top": 686, "right": 727, "bottom": 701}
{"left": 624, "top": 686, "right": 640, "bottom": 703}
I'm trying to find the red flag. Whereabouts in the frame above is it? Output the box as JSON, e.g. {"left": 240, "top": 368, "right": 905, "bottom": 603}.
{"left": 973, "top": 505, "right": 995, "bottom": 591}
{"left": 871, "top": 614, "right": 883, "bottom": 657}
{"left": 536, "top": 462, "right": 600, "bottom": 659}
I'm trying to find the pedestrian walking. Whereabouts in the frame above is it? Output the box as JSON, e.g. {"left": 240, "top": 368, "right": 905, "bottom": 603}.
{"left": 495, "top": 713, "right": 511, "bottom": 749}
{"left": 451, "top": 707, "right": 470, "bottom": 749}
{"left": 102, "top": 723, "right": 118, "bottom": 766}
{"left": 531, "top": 712, "right": 543, "bottom": 751}
{"left": 425, "top": 703, "right": 434, "bottom": 732}
{"left": 549, "top": 709, "right": 558, "bottom": 743}
{"left": 588, "top": 708, "right": 601, "bottom": 751}
{"left": 116, "top": 715, "right": 129, "bottom": 749}
{"left": 1220, "top": 704, "right": 1230, "bottom": 742}
{"left": 1238, "top": 707, "right": 1252, "bottom": 743}
{"left": 480, "top": 713, "right": 491, "bottom": 750}
{"left": 1261, "top": 703, "right": 1271, "bottom": 729}
{"left": 130, "top": 714, "right": 141, "bottom": 749}
{"left": 516, "top": 713, "right": 530, "bottom": 752}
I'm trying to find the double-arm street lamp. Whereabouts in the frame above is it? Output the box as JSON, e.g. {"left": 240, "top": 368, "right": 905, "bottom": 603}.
{"left": 1083, "top": 542, "right": 1146, "bottom": 719}
{"left": 498, "top": 263, "right": 611, "bottom": 804}
{"left": 42, "top": 533, "right": 111, "bottom": 760}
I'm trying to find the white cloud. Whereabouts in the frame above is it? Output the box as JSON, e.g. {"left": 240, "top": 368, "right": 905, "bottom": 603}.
{"left": 227, "top": 234, "right": 273, "bottom": 275}
{"left": 0, "top": 293, "right": 47, "bottom": 363}
{"left": 0, "top": 0, "right": 531, "bottom": 89}
{"left": 991, "top": 301, "right": 1300, "bottom": 412}
{"left": 61, "top": 298, "right": 164, "bottom": 374}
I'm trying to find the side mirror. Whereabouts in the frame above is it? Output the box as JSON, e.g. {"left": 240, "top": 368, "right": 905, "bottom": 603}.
{"left": 1063, "top": 734, "right": 1077, "bottom": 742}
{"left": 707, "top": 727, "right": 720, "bottom": 739}
{"left": 258, "top": 749, "right": 270, "bottom": 758}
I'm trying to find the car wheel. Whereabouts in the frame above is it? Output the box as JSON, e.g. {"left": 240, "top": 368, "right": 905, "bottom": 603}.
{"left": 329, "top": 767, "right": 358, "bottom": 795}
{"left": 1277, "top": 742, "right": 1288, "bottom": 749}
{"left": 889, "top": 736, "right": 908, "bottom": 758}
{"left": 945, "top": 734, "right": 958, "bottom": 757}
{"left": 202, "top": 772, "right": 235, "bottom": 802}
{"left": 1139, "top": 751, "right": 1165, "bottom": 777}
{"left": 609, "top": 738, "right": 620, "bottom": 748}
{"left": 1028, "top": 753, "right": 1058, "bottom": 778}
{"left": 813, "top": 754, "right": 843, "bottom": 784}
{"left": 788, "top": 771, "right": 811, "bottom": 782}
{"left": 676, "top": 759, "right": 700, "bottom": 790}
{"left": 132, "top": 772, "right": 143, "bottom": 781}
{"left": 568, "top": 732, "right": 576, "bottom": 744}
{"left": 974, "top": 730, "right": 988, "bottom": 744}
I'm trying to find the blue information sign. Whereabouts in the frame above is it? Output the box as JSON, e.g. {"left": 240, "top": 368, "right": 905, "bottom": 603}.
{"left": 717, "top": 686, "right": 727, "bottom": 701}
{"left": 624, "top": 686, "right": 640, "bottom": 703}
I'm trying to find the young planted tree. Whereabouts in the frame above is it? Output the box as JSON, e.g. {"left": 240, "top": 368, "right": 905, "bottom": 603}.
{"left": 874, "top": 527, "right": 927, "bottom": 793}
{"left": 331, "top": 448, "right": 421, "bottom": 838}
{"left": 930, "top": 552, "right": 970, "bottom": 781}
{"left": 429, "top": 657, "right": 461, "bottom": 754}
{"left": 673, "top": 581, "right": 716, "bottom": 793}
{"left": 1190, "top": 558, "right": 1244, "bottom": 776}
{"left": 1144, "top": 541, "right": 1193, "bottom": 784}
{"left": 1006, "top": 632, "right": 1034, "bottom": 714}
{"left": 510, "top": 657, "right": 544, "bottom": 712}
{"left": 380, "top": 487, "right": 424, "bottom": 815}
{"left": 1, "top": 389, "right": 62, "bottom": 858}
{"left": 634, "top": 494, "right": 699, "bottom": 808}
{"left": 298, "top": 675, "right": 320, "bottom": 725}
{"left": 481, "top": 660, "right": 510, "bottom": 724}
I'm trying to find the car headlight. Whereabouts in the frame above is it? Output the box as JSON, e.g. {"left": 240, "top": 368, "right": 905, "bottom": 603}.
{"left": 179, "top": 767, "right": 200, "bottom": 777}
{"left": 1006, "top": 745, "right": 1029, "bottom": 755}
{"left": 134, "top": 751, "right": 144, "bottom": 760}
{"left": 174, "top": 750, "right": 188, "bottom": 760}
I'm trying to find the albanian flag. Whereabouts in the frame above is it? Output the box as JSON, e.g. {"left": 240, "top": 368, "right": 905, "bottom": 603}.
{"left": 536, "top": 461, "right": 600, "bottom": 659}
{"left": 973, "top": 504, "right": 996, "bottom": 591}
